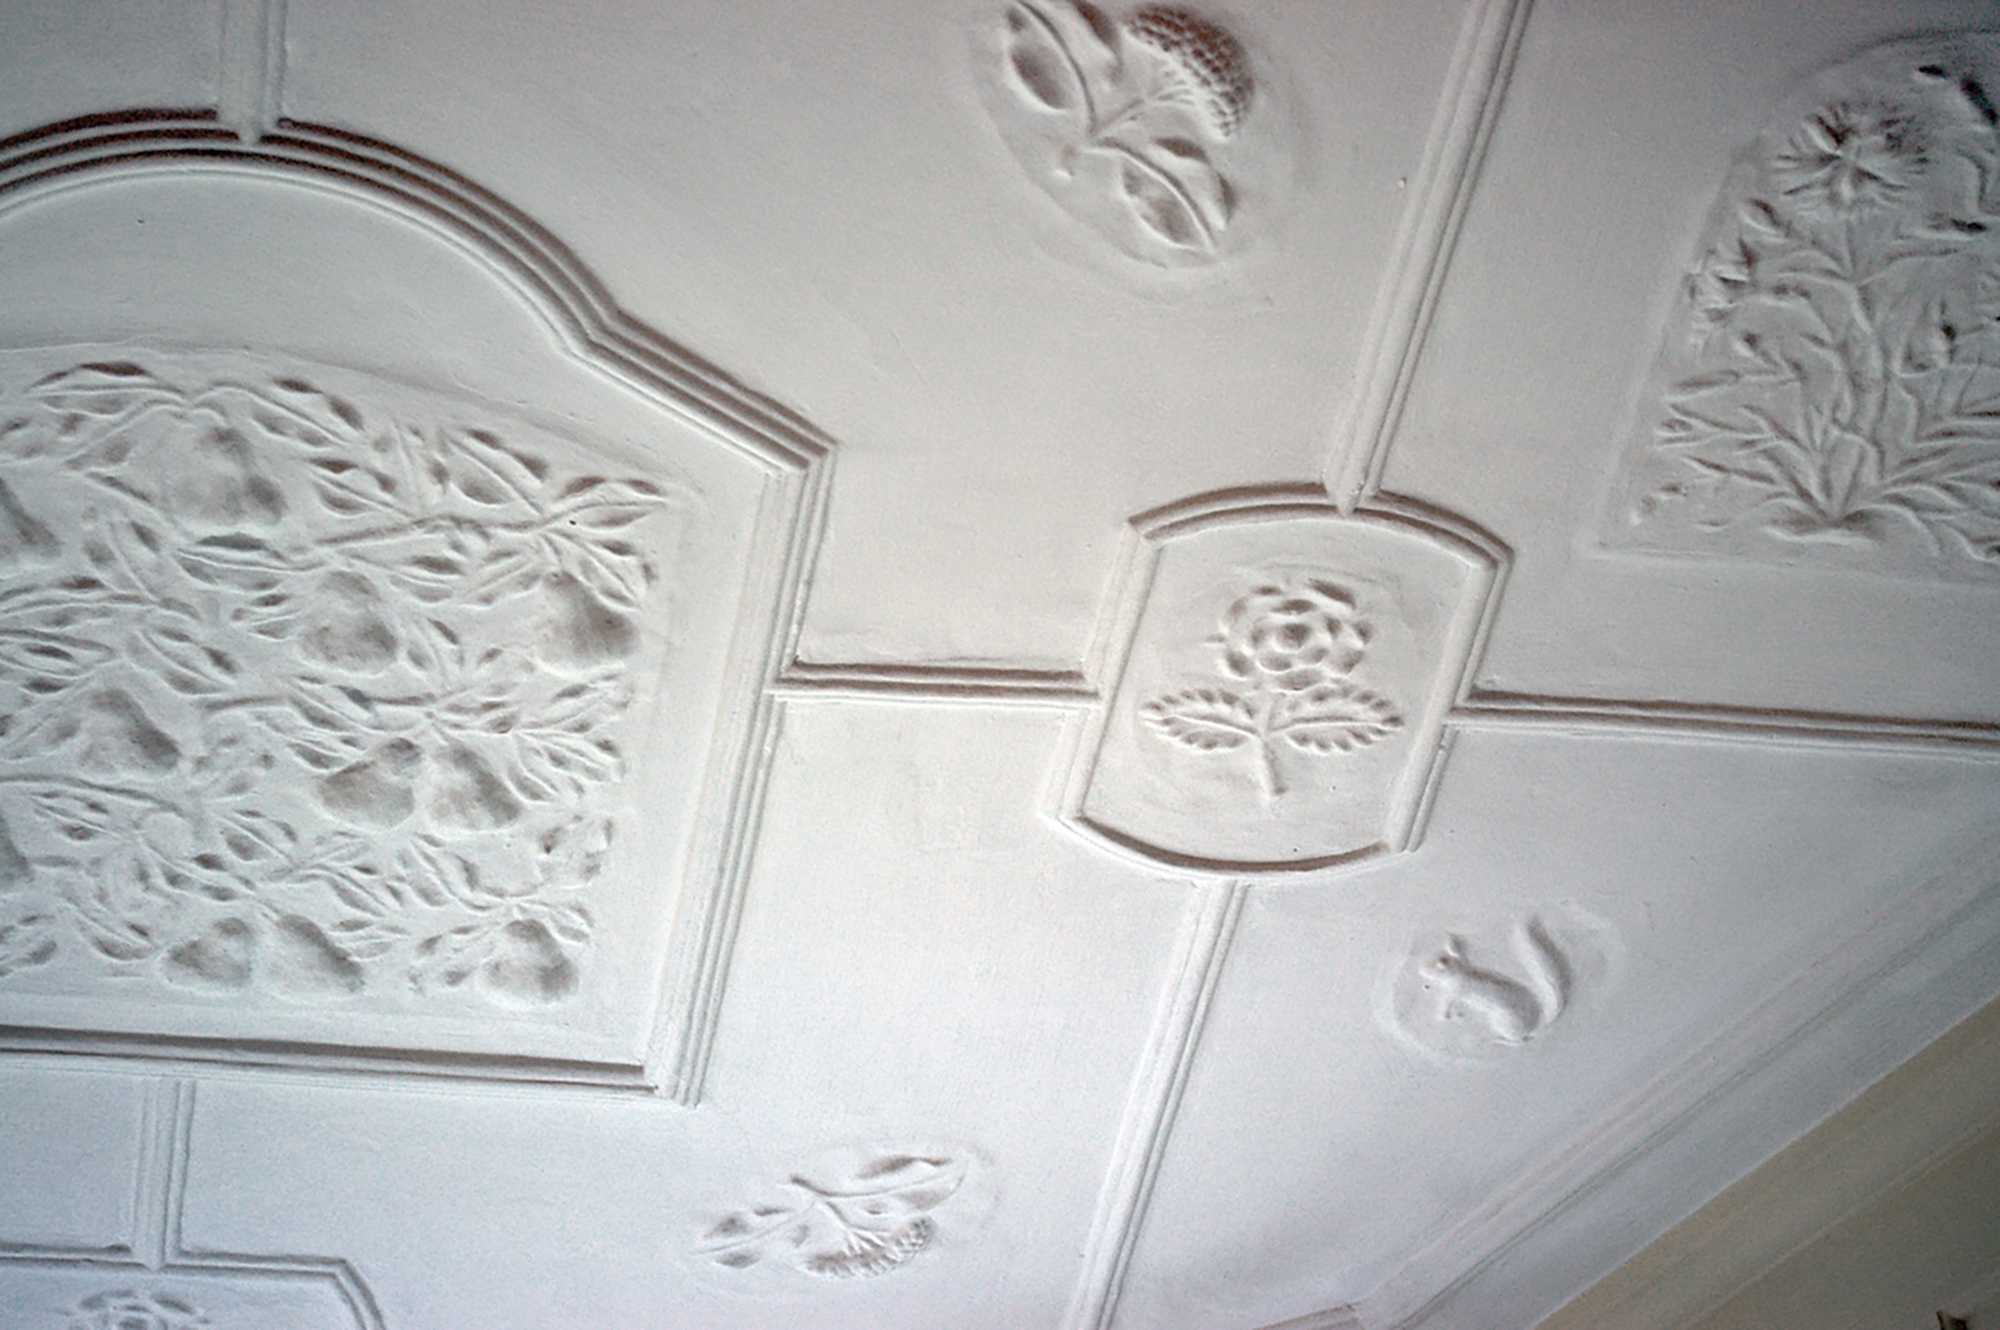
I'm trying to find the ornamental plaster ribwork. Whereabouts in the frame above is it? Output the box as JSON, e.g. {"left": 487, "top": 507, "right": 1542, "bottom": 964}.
{"left": 0, "top": 2, "right": 1997, "bottom": 1329}
{"left": 0, "top": 1079, "right": 381, "bottom": 1330}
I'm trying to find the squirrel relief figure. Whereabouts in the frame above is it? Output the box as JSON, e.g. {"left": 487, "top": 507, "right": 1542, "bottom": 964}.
{"left": 1418, "top": 917, "right": 1571, "bottom": 1047}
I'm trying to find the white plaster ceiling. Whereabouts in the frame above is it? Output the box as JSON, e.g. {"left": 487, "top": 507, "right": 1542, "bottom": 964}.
{"left": 0, "top": 2, "right": 1997, "bottom": 1327}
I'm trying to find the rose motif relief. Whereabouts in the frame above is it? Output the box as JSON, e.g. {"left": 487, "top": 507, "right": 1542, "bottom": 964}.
{"left": 1140, "top": 577, "right": 1403, "bottom": 797}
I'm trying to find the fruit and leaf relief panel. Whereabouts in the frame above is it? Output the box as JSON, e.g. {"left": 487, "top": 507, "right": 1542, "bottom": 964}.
{"left": 0, "top": 349, "right": 686, "bottom": 1015}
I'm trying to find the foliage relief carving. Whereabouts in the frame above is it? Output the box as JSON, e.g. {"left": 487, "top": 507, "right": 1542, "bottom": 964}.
{"left": 984, "top": 0, "right": 1268, "bottom": 265}
{"left": 1611, "top": 39, "right": 2000, "bottom": 578}
{"left": 0, "top": 354, "right": 679, "bottom": 1006}
{"left": 1141, "top": 576, "right": 1402, "bottom": 798}
{"left": 699, "top": 1152, "right": 967, "bottom": 1279}
{"left": 66, "top": 1290, "right": 209, "bottom": 1330}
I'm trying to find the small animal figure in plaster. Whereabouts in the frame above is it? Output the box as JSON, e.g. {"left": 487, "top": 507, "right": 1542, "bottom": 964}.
{"left": 1417, "top": 918, "right": 1569, "bottom": 1047}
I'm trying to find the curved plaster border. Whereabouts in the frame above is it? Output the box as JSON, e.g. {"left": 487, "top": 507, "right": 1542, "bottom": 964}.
{"left": 0, "top": 111, "right": 836, "bottom": 1105}
{"left": 0, "top": 1079, "right": 384, "bottom": 1330}
{"left": 1057, "top": 487, "right": 1508, "bottom": 876}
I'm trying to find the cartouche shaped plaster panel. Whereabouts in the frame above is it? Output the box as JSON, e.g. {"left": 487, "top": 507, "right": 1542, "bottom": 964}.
{"left": 1062, "top": 491, "right": 1503, "bottom": 874}
{"left": 0, "top": 118, "right": 824, "bottom": 1088}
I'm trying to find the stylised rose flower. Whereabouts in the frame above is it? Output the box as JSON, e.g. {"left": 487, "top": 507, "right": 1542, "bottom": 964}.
{"left": 67, "top": 1288, "right": 209, "bottom": 1330}
{"left": 1213, "top": 577, "right": 1372, "bottom": 692}
{"left": 1771, "top": 101, "right": 1922, "bottom": 214}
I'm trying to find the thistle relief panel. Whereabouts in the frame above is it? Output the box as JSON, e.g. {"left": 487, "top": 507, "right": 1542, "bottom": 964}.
{"left": 973, "top": 0, "right": 1294, "bottom": 267}
{"left": 1603, "top": 33, "right": 2000, "bottom": 580}
{"left": 1066, "top": 499, "right": 1501, "bottom": 873}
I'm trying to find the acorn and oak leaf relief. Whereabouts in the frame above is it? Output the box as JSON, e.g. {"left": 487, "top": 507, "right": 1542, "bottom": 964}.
{"left": 0, "top": 354, "right": 676, "bottom": 1006}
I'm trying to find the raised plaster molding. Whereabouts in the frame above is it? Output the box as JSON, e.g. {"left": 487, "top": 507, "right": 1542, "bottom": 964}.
{"left": 0, "top": 115, "right": 833, "bottom": 1102}
{"left": 217, "top": 0, "right": 287, "bottom": 140}
{"left": 1603, "top": 32, "right": 2000, "bottom": 581}
{"left": 1065, "top": 877, "right": 1244, "bottom": 1330}
{"left": 972, "top": 0, "right": 1292, "bottom": 268}
{"left": 1542, "top": 991, "right": 2000, "bottom": 1329}
{"left": 1325, "top": 0, "right": 1536, "bottom": 502}
{"left": 0, "top": 1079, "right": 382, "bottom": 1329}
{"left": 1060, "top": 490, "right": 1505, "bottom": 875}
{"left": 1378, "top": 908, "right": 1621, "bottom": 1063}
{"left": 1452, "top": 691, "right": 2000, "bottom": 754}
{"left": 697, "top": 1148, "right": 973, "bottom": 1280}
{"left": 1348, "top": 826, "right": 2000, "bottom": 1329}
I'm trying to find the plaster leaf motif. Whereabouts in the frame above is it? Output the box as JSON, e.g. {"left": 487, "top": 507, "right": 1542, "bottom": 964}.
{"left": 1606, "top": 35, "right": 2000, "bottom": 579}
{"left": 0, "top": 351, "right": 680, "bottom": 1007}
{"left": 700, "top": 1151, "right": 969, "bottom": 1279}
{"left": 980, "top": 0, "right": 1279, "bottom": 266}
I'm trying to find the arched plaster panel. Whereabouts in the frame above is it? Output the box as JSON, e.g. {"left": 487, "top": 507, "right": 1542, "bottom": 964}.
{"left": 1603, "top": 34, "right": 2000, "bottom": 582}
{"left": 0, "top": 118, "right": 827, "bottom": 1090}
{"left": 1381, "top": 9, "right": 2000, "bottom": 719}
